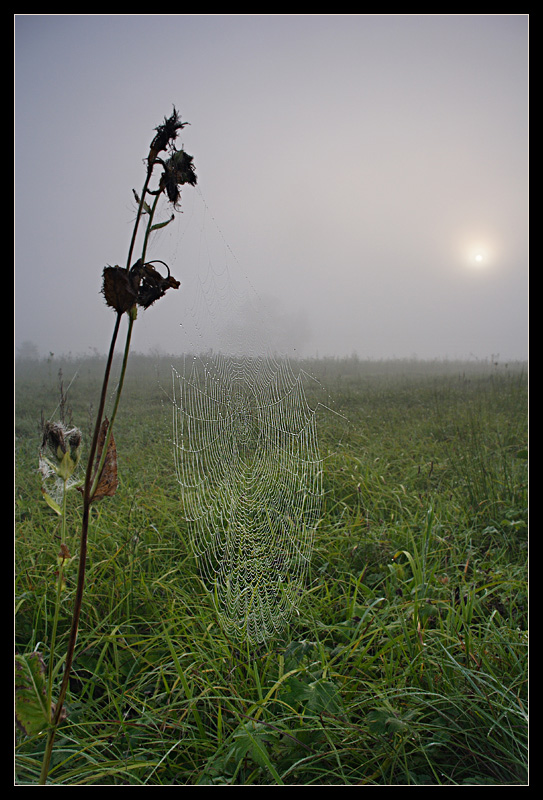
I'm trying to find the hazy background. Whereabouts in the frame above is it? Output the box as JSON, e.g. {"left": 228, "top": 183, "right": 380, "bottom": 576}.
{"left": 15, "top": 14, "right": 528, "bottom": 362}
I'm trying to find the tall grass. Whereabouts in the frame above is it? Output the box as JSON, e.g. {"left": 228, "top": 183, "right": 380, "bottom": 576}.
{"left": 15, "top": 355, "right": 527, "bottom": 785}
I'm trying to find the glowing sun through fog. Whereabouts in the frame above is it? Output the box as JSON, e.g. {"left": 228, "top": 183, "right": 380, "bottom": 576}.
{"left": 465, "top": 243, "right": 492, "bottom": 269}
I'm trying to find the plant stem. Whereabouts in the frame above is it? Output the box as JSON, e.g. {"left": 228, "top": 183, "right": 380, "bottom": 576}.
{"left": 89, "top": 314, "right": 135, "bottom": 500}
{"left": 87, "top": 190, "right": 158, "bottom": 497}
{"left": 141, "top": 191, "right": 161, "bottom": 260}
{"left": 39, "top": 312, "right": 122, "bottom": 784}
{"left": 45, "top": 479, "right": 68, "bottom": 713}
{"left": 126, "top": 165, "right": 154, "bottom": 271}
{"left": 39, "top": 155, "right": 164, "bottom": 784}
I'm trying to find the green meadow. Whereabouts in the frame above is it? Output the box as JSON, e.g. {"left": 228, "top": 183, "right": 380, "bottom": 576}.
{"left": 15, "top": 354, "right": 528, "bottom": 785}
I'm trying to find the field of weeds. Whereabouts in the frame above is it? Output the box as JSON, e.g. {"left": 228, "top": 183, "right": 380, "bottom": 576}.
{"left": 15, "top": 355, "right": 528, "bottom": 785}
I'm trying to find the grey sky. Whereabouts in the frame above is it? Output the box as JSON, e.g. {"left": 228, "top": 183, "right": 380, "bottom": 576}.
{"left": 15, "top": 14, "right": 528, "bottom": 361}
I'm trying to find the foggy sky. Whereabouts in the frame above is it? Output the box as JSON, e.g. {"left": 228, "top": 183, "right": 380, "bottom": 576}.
{"left": 15, "top": 14, "right": 528, "bottom": 362}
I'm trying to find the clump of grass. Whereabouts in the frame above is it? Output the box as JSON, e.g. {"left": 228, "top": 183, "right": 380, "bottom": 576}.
{"left": 15, "top": 108, "right": 197, "bottom": 785}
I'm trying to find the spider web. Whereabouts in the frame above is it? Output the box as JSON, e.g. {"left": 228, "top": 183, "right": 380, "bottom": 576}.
{"left": 168, "top": 191, "right": 335, "bottom": 644}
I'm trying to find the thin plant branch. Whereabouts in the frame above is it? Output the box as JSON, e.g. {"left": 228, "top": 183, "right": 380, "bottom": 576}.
{"left": 35, "top": 107, "right": 197, "bottom": 785}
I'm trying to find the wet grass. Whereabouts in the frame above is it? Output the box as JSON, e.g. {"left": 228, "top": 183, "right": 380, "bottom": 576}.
{"left": 15, "top": 355, "right": 528, "bottom": 785}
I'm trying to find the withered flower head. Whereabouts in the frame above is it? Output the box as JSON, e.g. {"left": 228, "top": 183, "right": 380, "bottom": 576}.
{"left": 41, "top": 421, "right": 66, "bottom": 459}
{"left": 101, "top": 260, "right": 180, "bottom": 313}
{"left": 41, "top": 421, "right": 82, "bottom": 463}
{"left": 159, "top": 149, "right": 198, "bottom": 208}
{"left": 148, "top": 107, "right": 188, "bottom": 165}
{"left": 67, "top": 429, "right": 82, "bottom": 461}
{"left": 136, "top": 260, "right": 181, "bottom": 309}
{"left": 101, "top": 264, "right": 140, "bottom": 314}
{"left": 40, "top": 420, "right": 83, "bottom": 487}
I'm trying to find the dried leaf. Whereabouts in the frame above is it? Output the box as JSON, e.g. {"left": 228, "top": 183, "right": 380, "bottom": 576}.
{"left": 91, "top": 418, "right": 118, "bottom": 501}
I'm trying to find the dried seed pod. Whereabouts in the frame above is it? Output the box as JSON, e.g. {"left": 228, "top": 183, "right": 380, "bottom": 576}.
{"left": 159, "top": 149, "right": 197, "bottom": 207}
{"left": 101, "top": 265, "right": 139, "bottom": 313}
{"left": 101, "top": 260, "right": 180, "bottom": 313}
{"left": 147, "top": 106, "right": 188, "bottom": 166}
{"left": 136, "top": 261, "right": 181, "bottom": 309}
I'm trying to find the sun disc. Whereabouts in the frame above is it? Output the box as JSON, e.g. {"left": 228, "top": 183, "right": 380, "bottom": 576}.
{"left": 466, "top": 245, "right": 491, "bottom": 269}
